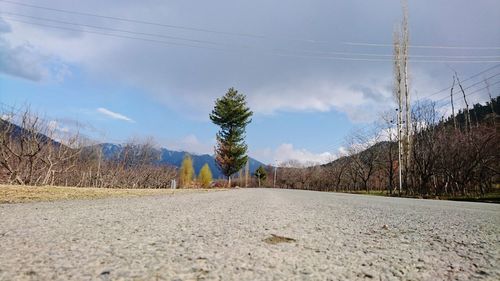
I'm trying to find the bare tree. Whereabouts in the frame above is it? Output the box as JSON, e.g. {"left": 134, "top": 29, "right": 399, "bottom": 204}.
{"left": 450, "top": 76, "right": 457, "bottom": 129}
{"left": 455, "top": 73, "right": 472, "bottom": 130}
{"left": 346, "top": 130, "right": 381, "bottom": 193}
{"left": 380, "top": 112, "right": 398, "bottom": 195}
{"left": 0, "top": 107, "right": 177, "bottom": 189}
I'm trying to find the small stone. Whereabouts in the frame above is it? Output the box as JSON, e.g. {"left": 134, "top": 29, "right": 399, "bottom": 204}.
{"left": 477, "top": 270, "right": 488, "bottom": 275}
{"left": 363, "top": 273, "right": 374, "bottom": 279}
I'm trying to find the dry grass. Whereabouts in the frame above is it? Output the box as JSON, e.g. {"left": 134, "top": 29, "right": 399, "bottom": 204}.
{"left": 0, "top": 184, "right": 225, "bottom": 204}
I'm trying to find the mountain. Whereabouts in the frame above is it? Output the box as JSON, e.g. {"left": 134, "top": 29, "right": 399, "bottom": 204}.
{"left": 98, "top": 143, "right": 265, "bottom": 179}
{"left": 0, "top": 118, "right": 59, "bottom": 147}
{"left": 0, "top": 118, "right": 265, "bottom": 179}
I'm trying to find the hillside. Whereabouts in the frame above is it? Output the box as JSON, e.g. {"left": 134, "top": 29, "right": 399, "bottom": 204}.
{"left": 324, "top": 97, "right": 499, "bottom": 169}
{"left": 269, "top": 97, "right": 499, "bottom": 196}
{"left": 444, "top": 96, "right": 500, "bottom": 127}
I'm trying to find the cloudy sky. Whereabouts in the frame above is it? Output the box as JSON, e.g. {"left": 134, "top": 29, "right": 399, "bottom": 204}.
{"left": 1, "top": 0, "right": 499, "bottom": 164}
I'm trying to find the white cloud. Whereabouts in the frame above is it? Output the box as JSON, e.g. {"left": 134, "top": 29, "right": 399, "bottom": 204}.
{"left": 1, "top": 113, "right": 13, "bottom": 121}
{"left": 276, "top": 143, "right": 335, "bottom": 165}
{"left": 248, "top": 78, "right": 394, "bottom": 122}
{"left": 1, "top": 1, "right": 496, "bottom": 124}
{"left": 0, "top": 35, "right": 46, "bottom": 81}
{"left": 97, "top": 107, "right": 134, "bottom": 123}
{"left": 337, "top": 146, "right": 348, "bottom": 156}
{"left": 0, "top": 17, "right": 70, "bottom": 81}
{"left": 43, "top": 120, "right": 74, "bottom": 144}
{"left": 0, "top": 2, "right": 466, "bottom": 122}
{"left": 162, "top": 134, "right": 214, "bottom": 155}
{"left": 47, "top": 120, "right": 58, "bottom": 131}
{"left": 253, "top": 143, "right": 337, "bottom": 166}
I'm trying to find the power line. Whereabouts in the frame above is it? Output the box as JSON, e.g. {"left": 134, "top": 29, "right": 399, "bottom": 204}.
{"left": 0, "top": 0, "right": 318, "bottom": 43}
{"left": 5, "top": 18, "right": 500, "bottom": 64}
{"left": 423, "top": 72, "right": 500, "bottom": 102}
{"left": 344, "top": 42, "right": 500, "bottom": 50}
{"left": 455, "top": 72, "right": 500, "bottom": 92}
{"left": 328, "top": 74, "right": 500, "bottom": 151}
{"left": 263, "top": 51, "right": 500, "bottom": 63}
{"left": 2, "top": 0, "right": 500, "bottom": 52}
{"left": 414, "top": 64, "right": 500, "bottom": 101}
{"left": 3, "top": 18, "right": 227, "bottom": 51}
{"left": 435, "top": 79, "right": 500, "bottom": 105}
{"left": 0, "top": 12, "right": 233, "bottom": 47}
{"left": 2, "top": 1, "right": 498, "bottom": 152}
{"left": 4, "top": 11, "right": 500, "bottom": 61}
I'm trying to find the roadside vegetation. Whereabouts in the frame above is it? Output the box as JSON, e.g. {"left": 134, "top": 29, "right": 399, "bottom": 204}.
{"left": 0, "top": 184, "right": 223, "bottom": 204}
{"left": 0, "top": 96, "right": 498, "bottom": 203}
{"left": 257, "top": 98, "right": 499, "bottom": 202}
{"left": 0, "top": 111, "right": 177, "bottom": 188}
{"left": 251, "top": 3, "right": 499, "bottom": 202}
{"left": 0, "top": 88, "right": 254, "bottom": 192}
{"left": 0, "top": 49, "right": 497, "bottom": 203}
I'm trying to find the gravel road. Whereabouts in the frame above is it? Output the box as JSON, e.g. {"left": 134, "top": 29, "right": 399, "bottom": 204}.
{"left": 1, "top": 188, "right": 499, "bottom": 280}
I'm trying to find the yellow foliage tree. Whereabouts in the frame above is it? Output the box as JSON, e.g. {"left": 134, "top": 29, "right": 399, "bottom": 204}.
{"left": 199, "top": 163, "right": 213, "bottom": 188}
{"left": 179, "top": 154, "right": 194, "bottom": 188}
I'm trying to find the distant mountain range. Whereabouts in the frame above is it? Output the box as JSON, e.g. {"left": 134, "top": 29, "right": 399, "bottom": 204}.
{"left": 0, "top": 117, "right": 266, "bottom": 179}
{"left": 99, "top": 143, "right": 265, "bottom": 179}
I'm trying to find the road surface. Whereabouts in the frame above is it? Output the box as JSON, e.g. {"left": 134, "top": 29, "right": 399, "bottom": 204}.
{"left": 1, "top": 188, "right": 499, "bottom": 280}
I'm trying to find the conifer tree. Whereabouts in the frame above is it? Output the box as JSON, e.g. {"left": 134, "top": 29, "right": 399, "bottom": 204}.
{"left": 199, "top": 163, "right": 213, "bottom": 188}
{"left": 179, "top": 154, "right": 194, "bottom": 188}
{"left": 209, "top": 88, "right": 253, "bottom": 187}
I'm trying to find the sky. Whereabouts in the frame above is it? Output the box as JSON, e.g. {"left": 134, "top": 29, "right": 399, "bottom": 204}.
{"left": 1, "top": 0, "right": 499, "bottom": 165}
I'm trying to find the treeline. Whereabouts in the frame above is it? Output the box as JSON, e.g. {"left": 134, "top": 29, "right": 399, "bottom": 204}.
{"left": 0, "top": 109, "right": 177, "bottom": 188}
{"left": 263, "top": 98, "right": 500, "bottom": 197}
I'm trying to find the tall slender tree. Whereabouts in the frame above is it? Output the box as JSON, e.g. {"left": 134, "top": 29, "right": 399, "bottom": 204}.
{"left": 244, "top": 160, "right": 250, "bottom": 187}
{"left": 210, "top": 88, "right": 253, "bottom": 187}
{"left": 393, "top": 0, "right": 411, "bottom": 194}
{"left": 179, "top": 153, "right": 194, "bottom": 188}
{"left": 198, "top": 163, "right": 213, "bottom": 188}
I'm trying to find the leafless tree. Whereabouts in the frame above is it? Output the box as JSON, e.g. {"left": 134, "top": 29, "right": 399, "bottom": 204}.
{"left": 0, "top": 107, "right": 177, "bottom": 189}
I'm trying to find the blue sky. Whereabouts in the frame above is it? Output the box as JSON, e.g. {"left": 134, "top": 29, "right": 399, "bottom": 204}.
{"left": 1, "top": 0, "right": 499, "bottom": 164}
{"left": 1, "top": 70, "right": 356, "bottom": 163}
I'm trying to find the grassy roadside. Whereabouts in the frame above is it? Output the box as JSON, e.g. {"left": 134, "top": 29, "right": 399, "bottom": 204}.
{"left": 446, "top": 191, "right": 500, "bottom": 204}
{"left": 339, "top": 189, "right": 500, "bottom": 203}
{"left": 0, "top": 185, "right": 225, "bottom": 204}
{"left": 344, "top": 190, "right": 387, "bottom": 197}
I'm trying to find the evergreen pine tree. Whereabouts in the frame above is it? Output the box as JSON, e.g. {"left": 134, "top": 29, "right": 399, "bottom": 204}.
{"left": 209, "top": 88, "right": 253, "bottom": 187}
